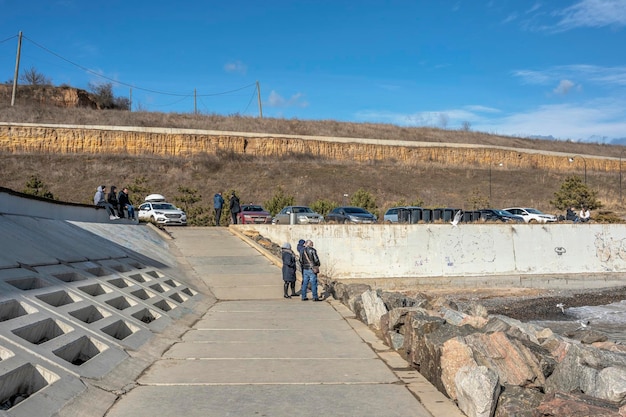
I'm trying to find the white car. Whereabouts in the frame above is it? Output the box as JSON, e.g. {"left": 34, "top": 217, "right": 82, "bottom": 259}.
{"left": 138, "top": 194, "right": 187, "bottom": 226}
{"left": 503, "top": 207, "right": 557, "bottom": 223}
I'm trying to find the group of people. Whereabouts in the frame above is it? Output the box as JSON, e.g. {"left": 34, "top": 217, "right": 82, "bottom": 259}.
{"left": 213, "top": 191, "right": 241, "bottom": 226}
{"left": 94, "top": 185, "right": 135, "bottom": 220}
{"left": 566, "top": 206, "right": 591, "bottom": 223}
{"left": 281, "top": 239, "right": 322, "bottom": 301}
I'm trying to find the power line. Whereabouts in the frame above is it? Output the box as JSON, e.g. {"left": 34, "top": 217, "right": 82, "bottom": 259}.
{"left": 242, "top": 85, "right": 259, "bottom": 115}
{"left": 20, "top": 34, "right": 256, "bottom": 98}
{"left": 0, "top": 34, "right": 18, "bottom": 44}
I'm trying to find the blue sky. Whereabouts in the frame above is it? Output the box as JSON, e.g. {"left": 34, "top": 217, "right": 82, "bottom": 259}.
{"left": 1, "top": 0, "right": 626, "bottom": 142}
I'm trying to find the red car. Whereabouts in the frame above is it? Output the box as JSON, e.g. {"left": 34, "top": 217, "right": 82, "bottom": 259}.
{"left": 237, "top": 204, "right": 272, "bottom": 224}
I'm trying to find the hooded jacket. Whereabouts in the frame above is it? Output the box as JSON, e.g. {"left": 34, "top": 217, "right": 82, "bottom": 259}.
{"left": 94, "top": 186, "right": 106, "bottom": 205}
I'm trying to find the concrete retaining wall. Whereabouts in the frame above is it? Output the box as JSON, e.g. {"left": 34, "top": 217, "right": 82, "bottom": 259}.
{"left": 0, "top": 186, "right": 109, "bottom": 222}
{"left": 236, "top": 223, "right": 626, "bottom": 289}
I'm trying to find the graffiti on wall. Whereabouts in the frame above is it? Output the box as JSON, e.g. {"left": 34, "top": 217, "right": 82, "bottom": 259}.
{"left": 594, "top": 233, "right": 626, "bottom": 270}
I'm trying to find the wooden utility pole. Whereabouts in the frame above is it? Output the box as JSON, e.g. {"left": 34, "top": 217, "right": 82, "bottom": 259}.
{"left": 194, "top": 88, "right": 197, "bottom": 114}
{"left": 129, "top": 88, "right": 132, "bottom": 111}
{"left": 11, "top": 31, "right": 22, "bottom": 106}
{"left": 256, "top": 80, "right": 263, "bottom": 118}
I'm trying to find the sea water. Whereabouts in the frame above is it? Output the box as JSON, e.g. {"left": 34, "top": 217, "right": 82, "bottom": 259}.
{"left": 531, "top": 300, "right": 626, "bottom": 344}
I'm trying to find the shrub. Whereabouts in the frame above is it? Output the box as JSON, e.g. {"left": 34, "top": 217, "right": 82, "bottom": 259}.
{"left": 550, "top": 175, "right": 602, "bottom": 211}
{"left": 350, "top": 188, "right": 378, "bottom": 217}
{"left": 23, "top": 174, "right": 54, "bottom": 199}
{"left": 310, "top": 199, "right": 337, "bottom": 216}
{"left": 264, "top": 187, "right": 295, "bottom": 216}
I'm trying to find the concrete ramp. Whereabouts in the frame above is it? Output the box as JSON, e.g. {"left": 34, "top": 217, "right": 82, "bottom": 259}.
{"left": 0, "top": 214, "right": 203, "bottom": 417}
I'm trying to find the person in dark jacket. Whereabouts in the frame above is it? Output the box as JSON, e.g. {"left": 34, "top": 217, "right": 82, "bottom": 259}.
{"left": 118, "top": 187, "right": 134, "bottom": 219}
{"left": 107, "top": 186, "right": 120, "bottom": 217}
{"left": 300, "top": 240, "right": 321, "bottom": 301}
{"left": 566, "top": 206, "right": 579, "bottom": 223}
{"left": 281, "top": 242, "right": 298, "bottom": 298}
{"left": 296, "top": 239, "right": 306, "bottom": 263}
{"left": 213, "top": 192, "right": 225, "bottom": 226}
{"left": 229, "top": 192, "right": 241, "bottom": 224}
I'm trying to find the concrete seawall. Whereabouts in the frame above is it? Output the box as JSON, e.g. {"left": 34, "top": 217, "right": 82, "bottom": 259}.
{"left": 237, "top": 223, "right": 626, "bottom": 290}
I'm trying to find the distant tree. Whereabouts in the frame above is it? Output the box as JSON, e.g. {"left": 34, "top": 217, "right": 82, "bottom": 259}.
{"left": 310, "top": 199, "right": 337, "bottom": 216}
{"left": 550, "top": 175, "right": 602, "bottom": 211}
{"left": 389, "top": 196, "right": 425, "bottom": 208}
{"left": 350, "top": 188, "right": 378, "bottom": 217}
{"left": 23, "top": 174, "right": 55, "bottom": 199}
{"left": 264, "top": 187, "right": 295, "bottom": 216}
{"left": 127, "top": 176, "right": 150, "bottom": 201}
{"left": 19, "top": 67, "right": 52, "bottom": 86}
{"left": 172, "top": 186, "right": 210, "bottom": 226}
{"left": 88, "top": 81, "right": 115, "bottom": 109}
{"left": 461, "top": 121, "right": 472, "bottom": 132}
{"left": 172, "top": 186, "right": 201, "bottom": 213}
{"left": 114, "top": 96, "right": 131, "bottom": 111}
{"left": 466, "top": 188, "right": 489, "bottom": 210}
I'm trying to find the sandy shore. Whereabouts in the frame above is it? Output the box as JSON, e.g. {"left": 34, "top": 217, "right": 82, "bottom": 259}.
{"left": 413, "top": 286, "right": 626, "bottom": 321}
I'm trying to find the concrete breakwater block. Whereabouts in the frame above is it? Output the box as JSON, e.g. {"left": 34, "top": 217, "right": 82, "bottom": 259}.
{"left": 0, "top": 256, "right": 201, "bottom": 415}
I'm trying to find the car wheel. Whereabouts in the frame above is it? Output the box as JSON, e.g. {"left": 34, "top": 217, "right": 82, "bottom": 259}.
{"left": 385, "top": 220, "right": 392, "bottom": 224}
{"left": 150, "top": 216, "right": 156, "bottom": 223}
{"left": 341, "top": 218, "right": 347, "bottom": 224}
{"left": 529, "top": 219, "right": 537, "bottom": 224}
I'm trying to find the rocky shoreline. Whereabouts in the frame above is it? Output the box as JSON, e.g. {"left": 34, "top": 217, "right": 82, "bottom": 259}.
{"left": 330, "top": 281, "right": 626, "bottom": 417}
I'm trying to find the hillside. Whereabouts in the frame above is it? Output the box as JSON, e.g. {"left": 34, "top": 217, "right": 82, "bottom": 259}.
{"left": 1, "top": 102, "right": 626, "bottom": 221}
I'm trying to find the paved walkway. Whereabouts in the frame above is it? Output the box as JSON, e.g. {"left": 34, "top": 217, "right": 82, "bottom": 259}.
{"left": 106, "top": 227, "right": 462, "bottom": 417}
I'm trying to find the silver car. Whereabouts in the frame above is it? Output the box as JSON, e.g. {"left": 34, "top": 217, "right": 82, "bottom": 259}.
{"left": 272, "top": 206, "right": 324, "bottom": 224}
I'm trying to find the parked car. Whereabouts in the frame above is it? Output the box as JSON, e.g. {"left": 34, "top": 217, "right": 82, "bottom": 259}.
{"left": 272, "top": 206, "right": 324, "bottom": 224}
{"left": 325, "top": 206, "right": 377, "bottom": 224}
{"left": 478, "top": 209, "right": 524, "bottom": 223}
{"left": 138, "top": 194, "right": 187, "bottom": 225}
{"left": 383, "top": 207, "right": 403, "bottom": 223}
{"left": 237, "top": 204, "right": 272, "bottom": 224}
{"left": 503, "top": 207, "right": 557, "bottom": 223}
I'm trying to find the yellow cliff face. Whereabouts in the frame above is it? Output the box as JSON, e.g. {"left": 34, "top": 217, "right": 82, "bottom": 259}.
{"left": 0, "top": 124, "right": 619, "bottom": 173}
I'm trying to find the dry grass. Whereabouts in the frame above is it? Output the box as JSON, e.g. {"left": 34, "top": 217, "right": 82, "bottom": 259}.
{"left": 2, "top": 102, "right": 626, "bottom": 219}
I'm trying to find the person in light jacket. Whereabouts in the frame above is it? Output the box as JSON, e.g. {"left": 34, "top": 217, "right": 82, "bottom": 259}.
{"left": 94, "top": 185, "right": 117, "bottom": 218}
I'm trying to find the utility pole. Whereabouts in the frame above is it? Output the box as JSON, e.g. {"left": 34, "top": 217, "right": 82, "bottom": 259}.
{"left": 129, "top": 88, "right": 132, "bottom": 112}
{"left": 11, "top": 31, "right": 22, "bottom": 106}
{"left": 256, "top": 80, "right": 263, "bottom": 118}
{"left": 194, "top": 88, "right": 197, "bottom": 114}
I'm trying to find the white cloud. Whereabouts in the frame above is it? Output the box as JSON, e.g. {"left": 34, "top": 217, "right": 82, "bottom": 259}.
{"left": 554, "top": 0, "right": 626, "bottom": 31}
{"left": 502, "top": 13, "right": 518, "bottom": 24}
{"left": 356, "top": 106, "right": 498, "bottom": 129}
{"left": 267, "top": 91, "right": 308, "bottom": 108}
{"left": 526, "top": 3, "right": 542, "bottom": 14}
{"left": 475, "top": 99, "right": 626, "bottom": 140}
{"left": 553, "top": 79, "right": 576, "bottom": 94}
{"left": 223, "top": 61, "right": 247, "bottom": 75}
{"left": 355, "top": 99, "right": 626, "bottom": 141}
{"left": 514, "top": 64, "right": 626, "bottom": 87}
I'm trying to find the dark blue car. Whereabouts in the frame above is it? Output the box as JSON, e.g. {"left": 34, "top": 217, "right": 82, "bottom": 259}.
{"left": 478, "top": 209, "right": 524, "bottom": 223}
